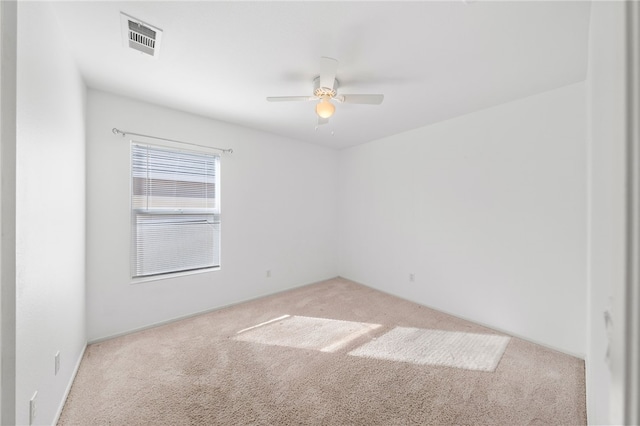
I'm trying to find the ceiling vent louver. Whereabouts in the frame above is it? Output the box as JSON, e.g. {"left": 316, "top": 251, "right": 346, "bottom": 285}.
{"left": 120, "top": 13, "right": 163, "bottom": 58}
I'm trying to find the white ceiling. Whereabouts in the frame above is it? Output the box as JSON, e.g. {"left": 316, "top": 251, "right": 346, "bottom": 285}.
{"left": 50, "top": 1, "right": 591, "bottom": 149}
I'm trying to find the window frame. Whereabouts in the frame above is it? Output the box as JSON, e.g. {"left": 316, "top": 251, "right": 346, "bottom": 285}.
{"left": 129, "top": 140, "right": 221, "bottom": 282}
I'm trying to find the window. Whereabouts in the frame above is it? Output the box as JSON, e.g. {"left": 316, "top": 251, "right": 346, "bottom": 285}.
{"left": 131, "top": 143, "right": 220, "bottom": 278}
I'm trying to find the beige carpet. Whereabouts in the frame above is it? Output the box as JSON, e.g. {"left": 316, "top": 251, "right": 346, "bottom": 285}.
{"left": 58, "top": 278, "right": 586, "bottom": 425}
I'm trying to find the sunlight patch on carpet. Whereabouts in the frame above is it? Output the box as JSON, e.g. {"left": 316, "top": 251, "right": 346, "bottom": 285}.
{"left": 234, "top": 315, "right": 382, "bottom": 352}
{"left": 348, "top": 327, "right": 510, "bottom": 372}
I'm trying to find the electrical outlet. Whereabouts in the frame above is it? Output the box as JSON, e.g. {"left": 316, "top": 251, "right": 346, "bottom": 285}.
{"left": 266, "top": 269, "right": 271, "bottom": 278}
{"left": 55, "top": 351, "right": 60, "bottom": 376}
{"left": 409, "top": 273, "right": 415, "bottom": 282}
{"left": 29, "top": 391, "right": 37, "bottom": 425}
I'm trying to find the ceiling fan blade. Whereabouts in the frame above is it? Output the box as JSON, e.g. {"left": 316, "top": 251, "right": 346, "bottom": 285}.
{"left": 266, "top": 96, "right": 316, "bottom": 102}
{"left": 319, "top": 57, "right": 339, "bottom": 89}
{"left": 318, "top": 116, "right": 329, "bottom": 126}
{"left": 335, "top": 94, "right": 384, "bottom": 105}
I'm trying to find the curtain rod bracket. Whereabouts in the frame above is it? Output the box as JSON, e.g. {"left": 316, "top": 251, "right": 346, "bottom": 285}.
{"left": 112, "top": 127, "right": 233, "bottom": 154}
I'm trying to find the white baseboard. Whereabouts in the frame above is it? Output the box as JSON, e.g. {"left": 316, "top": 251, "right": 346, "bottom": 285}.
{"left": 339, "top": 276, "right": 586, "bottom": 360}
{"left": 52, "top": 342, "right": 87, "bottom": 426}
{"left": 88, "top": 276, "right": 340, "bottom": 344}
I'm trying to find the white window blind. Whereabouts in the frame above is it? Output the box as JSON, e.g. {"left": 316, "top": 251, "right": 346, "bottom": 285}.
{"left": 131, "top": 143, "right": 220, "bottom": 278}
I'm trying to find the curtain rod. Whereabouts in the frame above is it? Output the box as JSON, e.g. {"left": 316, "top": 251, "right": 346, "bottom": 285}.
{"left": 112, "top": 128, "right": 233, "bottom": 154}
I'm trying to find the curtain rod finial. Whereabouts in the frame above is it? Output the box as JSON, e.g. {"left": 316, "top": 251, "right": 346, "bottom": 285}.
{"left": 112, "top": 128, "right": 125, "bottom": 137}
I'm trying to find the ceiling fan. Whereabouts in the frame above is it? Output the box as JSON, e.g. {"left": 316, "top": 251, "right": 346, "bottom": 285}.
{"left": 267, "top": 57, "right": 384, "bottom": 126}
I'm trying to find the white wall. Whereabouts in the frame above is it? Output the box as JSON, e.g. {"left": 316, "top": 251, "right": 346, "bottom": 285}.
{"left": 0, "top": 1, "right": 18, "bottom": 423}
{"left": 16, "top": 3, "right": 87, "bottom": 425}
{"left": 338, "top": 82, "right": 587, "bottom": 357}
{"left": 86, "top": 90, "right": 338, "bottom": 342}
{"left": 586, "top": 2, "right": 627, "bottom": 425}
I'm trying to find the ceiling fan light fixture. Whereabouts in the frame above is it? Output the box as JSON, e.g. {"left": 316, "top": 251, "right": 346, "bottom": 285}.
{"left": 316, "top": 97, "right": 335, "bottom": 119}
{"left": 267, "top": 57, "right": 384, "bottom": 122}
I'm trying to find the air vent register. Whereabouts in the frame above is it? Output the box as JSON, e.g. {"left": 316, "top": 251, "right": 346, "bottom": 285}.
{"left": 120, "top": 12, "right": 163, "bottom": 58}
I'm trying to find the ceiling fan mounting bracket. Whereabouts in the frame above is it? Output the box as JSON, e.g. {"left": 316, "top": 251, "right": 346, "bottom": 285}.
{"left": 313, "top": 76, "right": 339, "bottom": 98}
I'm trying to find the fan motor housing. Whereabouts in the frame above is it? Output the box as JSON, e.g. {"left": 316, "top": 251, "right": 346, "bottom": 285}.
{"left": 313, "top": 76, "right": 338, "bottom": 98}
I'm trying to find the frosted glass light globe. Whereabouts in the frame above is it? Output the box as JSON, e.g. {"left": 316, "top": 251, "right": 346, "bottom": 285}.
{"left": 316, "top": 98, "right": 335, "bottom": 118}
